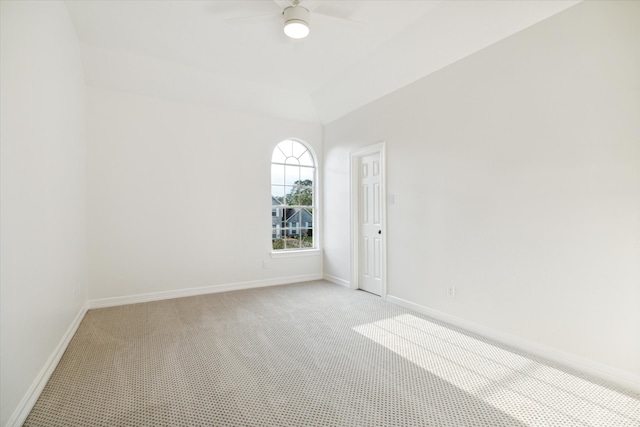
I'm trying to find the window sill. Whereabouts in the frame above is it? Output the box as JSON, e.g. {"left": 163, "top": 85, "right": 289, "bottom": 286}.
{"left": 270, "top": 249, "right": 322, "bottom": 259}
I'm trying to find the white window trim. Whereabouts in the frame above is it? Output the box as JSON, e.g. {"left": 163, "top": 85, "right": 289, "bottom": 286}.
{"left": 270, "top": 248, "right": 322, "bottom": 259}
{"left": 270, "top": 138, "right": 320, "bottom": 254}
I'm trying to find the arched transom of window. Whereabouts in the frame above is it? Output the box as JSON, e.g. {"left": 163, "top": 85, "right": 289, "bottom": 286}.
{"left": 271, "top": 140, "right": 315, "bottom": 251}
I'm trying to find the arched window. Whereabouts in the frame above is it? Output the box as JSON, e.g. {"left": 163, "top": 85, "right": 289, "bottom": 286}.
{"left": 271, "top": 139, "right": 316, "bottom": 251}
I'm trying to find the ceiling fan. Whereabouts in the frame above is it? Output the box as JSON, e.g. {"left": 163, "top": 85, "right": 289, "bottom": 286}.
{"left": 224, "top": 0, "right": 365, "bottom": 40}
{"left": 282, "top": 0, "right": 311, "bottom": 39}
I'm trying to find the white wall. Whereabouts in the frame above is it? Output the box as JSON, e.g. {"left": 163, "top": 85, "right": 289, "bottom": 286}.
{"left": 0, "top": 2, "right": 87, "bottom": 425}
{"left": 87, "top": 87, "right": 322, "bottom": 300}
{"left": 324, "top": 0, "right": 639, "bottom": 381}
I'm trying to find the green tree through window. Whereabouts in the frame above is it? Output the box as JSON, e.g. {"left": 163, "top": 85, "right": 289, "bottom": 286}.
{"left": 286, "top": 179, "right": 313, "bottom": 206}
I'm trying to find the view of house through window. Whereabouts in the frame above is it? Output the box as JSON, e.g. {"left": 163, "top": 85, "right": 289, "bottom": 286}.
{"left": 271, "top": 139, "right": 315, "bottom": 250}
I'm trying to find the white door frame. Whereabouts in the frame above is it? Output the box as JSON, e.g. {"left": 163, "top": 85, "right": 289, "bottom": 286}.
{"left": 350, "top": 142, "right": 387, "bottom": 298}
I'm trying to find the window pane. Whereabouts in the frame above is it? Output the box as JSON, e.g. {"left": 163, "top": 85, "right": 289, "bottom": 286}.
{"left": 301, "top": 228, "right": 313, "bottom": 248}
{"left": 300, "top": 166, "right": 313, "bottom": 183}
{"left": 300, "top": 208, "right": 313, "bottom": 226}
{"left": 287, "top": 227, "right": 300, "bottom": 237}
{"left": 271, "top": 164, "right": 284, "bottom": 185}
{"left": 278, "top": 140, "right": 293, "bottom": 157}
{"left": 284, "top": 229, "right": 301, "bottom": 249}
{"left": 296, "top": 190, "right": 313, "bottom": 207}
{"left": 284, "top": 186, "right": 296, "bottom": 205}
{"left": 286, "top": 209, "right": 301, "bottom": 227}
{"left": 286, "top": 185, "right": 312, "bottom": 206}
{"left": 272, "top": 147, "right": 286, "bottom": 163}
{"left": 273, "top": 237, "right": 284, "bottom": 250}
{"left": 292, "top": 142, "right": 307, "bottom": 158}
{"left": 272, "top": 186, "right": 285, "bottom": 204}
{"left": 284, "top": 165, "right": 299, "bottom": 186}
{"left": 299, "top": 151, "right": 314, "bottom": 167}
{"left": 285, "top": 156, "right": 300, "bottom": 165}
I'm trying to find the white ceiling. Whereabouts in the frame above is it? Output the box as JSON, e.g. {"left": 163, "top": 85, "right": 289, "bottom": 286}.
{"left": 66, "top": 0, "right": 580, "bottom": 124}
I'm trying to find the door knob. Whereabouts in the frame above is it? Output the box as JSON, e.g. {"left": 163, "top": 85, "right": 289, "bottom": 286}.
{"left": 378, "top": 230, "right": 382, "bottom": 234}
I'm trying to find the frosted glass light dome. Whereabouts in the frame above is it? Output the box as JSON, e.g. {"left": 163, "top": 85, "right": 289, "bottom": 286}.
{"left": 283, "top": 6, "right": 310, "bottom": 39}
{"left": 284, "top": 21, "right": 309, "bottom": 39}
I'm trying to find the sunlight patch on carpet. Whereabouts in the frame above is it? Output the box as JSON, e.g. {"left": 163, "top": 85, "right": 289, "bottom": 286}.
{"left": 353, "top": 314, "right": 640, "bottom": 427}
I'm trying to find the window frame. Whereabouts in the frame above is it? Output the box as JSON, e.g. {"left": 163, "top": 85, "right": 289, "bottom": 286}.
{"left": 270, "top": 138, "right": 320, "bottom": 257}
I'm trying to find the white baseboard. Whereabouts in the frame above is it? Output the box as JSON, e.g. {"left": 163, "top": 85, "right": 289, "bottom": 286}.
{"left": 6, "top": 274, "right": 323, "bottom": 426}
{"left": 323, "top": 274, "right": 351, "bottom": 288}
{"left": 5, "top": 302, "right": 89, "bottom": 427}
{"left": 88, "top": 273, "right": 324, "bottom": 309}
{"left": 15, "top": 281, "right": 635, "bottom": 427}
{"left": 386, "top": 294, "right": 640, "bottom": 394}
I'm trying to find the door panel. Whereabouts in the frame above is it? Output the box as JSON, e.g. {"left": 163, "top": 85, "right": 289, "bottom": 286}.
{"left": 359, "top": 152, "right": 383, "bottom": 295}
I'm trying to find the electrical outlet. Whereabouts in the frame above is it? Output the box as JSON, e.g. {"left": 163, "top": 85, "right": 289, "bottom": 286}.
{"left": 263, "top": 261, "right": 268, "bottom": 269}
{"left": 447, "top": 286, "right": 456, "bottom": 298}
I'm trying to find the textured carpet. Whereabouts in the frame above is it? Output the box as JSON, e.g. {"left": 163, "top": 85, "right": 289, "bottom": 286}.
{"left": 25, "top": 281, "right": 639, "bottom": 426}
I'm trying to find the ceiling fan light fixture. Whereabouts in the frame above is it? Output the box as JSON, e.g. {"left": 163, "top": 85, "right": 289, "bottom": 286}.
{"left": 283, "top": 6, "right": 310, "bottom": 39}
{"left": 284, "top": 20, "right": 309, "bottom": 39}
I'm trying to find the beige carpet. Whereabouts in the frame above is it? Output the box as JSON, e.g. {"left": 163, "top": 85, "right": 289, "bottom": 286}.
{"left": 25, "top": 281, "right": 639, "bottom": 426}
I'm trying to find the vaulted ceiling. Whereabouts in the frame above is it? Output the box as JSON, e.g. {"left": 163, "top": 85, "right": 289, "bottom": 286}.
{"left": 66, "top": 0, "right": 580, "bottom": 124}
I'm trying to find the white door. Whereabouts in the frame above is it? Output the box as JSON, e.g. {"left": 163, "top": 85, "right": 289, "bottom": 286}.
{"left": 358, "top": 152, "right": 383, "bottom": 295}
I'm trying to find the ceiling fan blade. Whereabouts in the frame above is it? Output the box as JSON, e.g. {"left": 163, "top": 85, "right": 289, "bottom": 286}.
{"left": 313, "top": 11, "right": 367, "bottom": 28}
{"left": 208, "top": 0, "right": 281, "bottom": 17}
{"left": 273, "top": 0, "right": 321, "bottom": 12}
{"left": 272, "top": 0, "right": 293, "bottom": 9}
{"left": 225, "top": 14, "right": 279, "bottom": 26}
{"left": 300, "top": 0, "right": 320, "bottom": 11}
